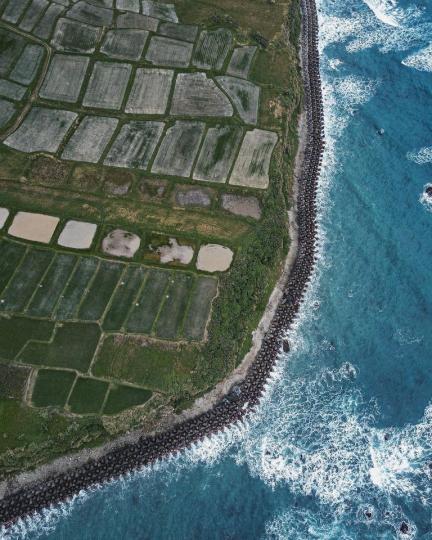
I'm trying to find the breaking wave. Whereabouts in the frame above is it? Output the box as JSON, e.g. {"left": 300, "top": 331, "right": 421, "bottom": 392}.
{"left": 402, "top": 44, "right": 432, "bottom": 72}
{"left": 407, "top": 146, "right": 432, "bottom": 165}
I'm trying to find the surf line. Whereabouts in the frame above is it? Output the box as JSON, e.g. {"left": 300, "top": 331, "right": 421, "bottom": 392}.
{"left": 0, "top": 0, "right": 324, "bottom": 526}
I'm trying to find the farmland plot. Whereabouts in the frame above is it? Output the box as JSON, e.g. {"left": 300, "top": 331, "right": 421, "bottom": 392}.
{"left": 142, "top": 0, "right": 178, "bottom": 23}
{"left": 216, "top": 76, "right": 260, "bottom": 125}
{"left": 227, "top": 46, "right": 257, "bottom": 79}
{"left": 0, "top": 208, "right": 9, "bottom": 228}
{"left": 158, "top": 22, "right": 197, "bottom": 43}
{"left": 68, "top": 377, "right": 108, "bottom": 414}
{"left": 40, "top": 54, "right": 89, "bottom": 103}
{"left": 154, "top": 272, "right": 193, "bottom": 339}
{"left": 62, "top": 116, "right": 118, "bottom": 163}
{"left": 229, "top": 128, "right": 278, "bottom": 189}
{"left": 101, "top": 229, "right": 141, "bottom": 258}
{"left": 116, "top": 12, "right": 159, "bottom": 32}
{"left": 125, "top": 268, "right": 169, "bottom": 334}
{"left": 221, "top": 194, "right": 262, "bottom": 220}
{"left": 33, "top": 3, "right": 63, "bottom": 40}
{"left": 66, "top": 1, "right": 113, "bottom": 27}
{"left": 83, "top": 62, "right": 132, "bottom": 110}
{"left": 193, "top": 29, "right": 232, "bottom": 71}
{"left": 55, "top": 256, "right": 98, "bottom": 320}
{"left": 182, "top": 276, "right": 217, "bottom": 340}
{"left": 103, "top": 385, "right": 152, "bottom": 415}
{"left": 145, "top": 36, "right": 192, "bottom": 68}
{"left": 2, "top": 0, "right": 29, "bottom": 24}
{"left": 100, "top": 29, "right": 148, "bottom": 61}
{"left": 32, "top": 369, "right": 76, "bottom": 408}
{"left": 19, "top": 0, "right": 49, "bottom": 33}
{"left": 57, "top": 220, "right": 98, "bottom": 249}
{"left": 170, "top": 73, "right": 233, "bottom": 117}
{"left": 0, "top": 79, "right": 26, "bottom": 101}
{"left": 104, "top": 121, "right": 164, "bottom": 170}
{"left": 78, "top": 260, "right": 124, "bottom": 321}
{"left": 0, "top": 98, "right": 16, "bottom": 128}
{"left": 126, "top": 68, "right": 173, "bottom": 115}
{"left": 19, "top": 322, "right": 101, "bottom": 371}
{"left": 116, "top": 0, "right": 140, "bottom": 12}
{"left": 27, "top": 253, "right": 77, "bottom": 317}
{"left": 0, "top": 30, "right": 25, "bottom": 76}
{"left": 193, "top": 125, "right": 242, "bottom": 183}
{"left": 0, "top": 315, "right": 53, "bottom": 360}
{"left": 0, "top": 240, "right": 26, "bottom": 294}
{"left": 196, "top": 244, "right": 233, "bottom": 272}
{"left": 8, "top": 211, "right": 59, "bottom": 243}
{"left": 0, "top": 248, "right": 53, "bottom": 312}
{"left": 102, "top": 266, "right": 146, "bottom": 331}
{"left": 51, "top": 18, "right": 102, "bottom": 54}
{"left": 10, "top": 44, "right": 44, "bottom": 85}
{"left": 151, "top": 121, "right": 205, "bottom": 178}
{"left": 5, "top": 106, "right": 77, "bottom": 153}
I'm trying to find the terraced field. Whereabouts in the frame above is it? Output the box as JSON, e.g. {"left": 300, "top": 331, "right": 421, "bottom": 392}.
{"left": 0, "top": 0, "right": 302, "bottom": 478}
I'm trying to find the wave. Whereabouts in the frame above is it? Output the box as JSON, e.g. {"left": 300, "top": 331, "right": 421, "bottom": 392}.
{"left": 402, "top": 44, "right": 432, "bottom": 72}
{"left": 319, "top": 0, "right": 428, "bottom": 55}
{"left": 363, "top": 0, "right": 401, "bottom": 27}
{"left": 407, "top": 147, "right": 432, "bottom": 164}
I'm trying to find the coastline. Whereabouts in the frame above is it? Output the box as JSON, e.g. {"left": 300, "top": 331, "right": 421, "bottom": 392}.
{"left": 0, "top": 0, "right": 324, "bottom": 526}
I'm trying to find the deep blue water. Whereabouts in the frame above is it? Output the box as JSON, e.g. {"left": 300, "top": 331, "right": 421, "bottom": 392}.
{"left": 4, "top": 0, "right": 432, "bottom": 538}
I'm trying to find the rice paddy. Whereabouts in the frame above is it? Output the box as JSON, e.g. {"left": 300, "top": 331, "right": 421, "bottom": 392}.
{"left": 170, "top": 72, "right": 233, "bottom": 117}
{"left": 40, "top": 54, "right": 89, "bottom": 103}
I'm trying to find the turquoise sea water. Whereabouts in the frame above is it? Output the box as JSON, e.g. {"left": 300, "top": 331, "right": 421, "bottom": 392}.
{"left": 4, "top": 0, "right": 432, "bottom": 538}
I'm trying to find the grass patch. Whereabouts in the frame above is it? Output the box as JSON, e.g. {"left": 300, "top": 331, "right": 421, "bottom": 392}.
{"left": 0, "top": 364, "right": 30, "bottom": 400}
{"left": 93, "top": 336, "right": 197, "bottom": 394}
{"left": 103, "top": 385, "right": 152, "bottom": 415}
{"left": 0, "top": 398, "right": 108, "bottom": 479}
{"left": 19, "top": 322, "right": 101, "bottom": 373}
{"left": 68, "top": 377, "right": 108, "bottom": 415}
{"left": 32, "top": 369, "right": 76, "bottom": 408}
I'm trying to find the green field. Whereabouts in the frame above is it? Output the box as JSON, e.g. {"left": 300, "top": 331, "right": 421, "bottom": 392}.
{"left": 0, "top": 316, "right": 54, "bottom": 360}
{"left": 102, "top": 266, "right": 147, "bottom": 331}
{"left": 19, "top": 322, "right": 101, "bottom": 372}
{"left": 68, "top": 377, "right": 109, "bottom": 415}
{"left": 103, "top": 385, "right": 152, "bottom": 416}
{"left": 32, "top": 369, "right": 76, "bottom": 408}
{"left": 0, "top": 0, "right": 302, "bottom": 478}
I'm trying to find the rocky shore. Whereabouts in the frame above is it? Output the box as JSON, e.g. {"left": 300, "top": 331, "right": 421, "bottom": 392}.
{"left": 0, "top": 0, "right": 324, "bottom": 526}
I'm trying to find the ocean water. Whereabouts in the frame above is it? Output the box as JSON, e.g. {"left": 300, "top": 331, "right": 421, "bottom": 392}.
{"left": 3, "top": 0, "right": 432, "bottom": 538}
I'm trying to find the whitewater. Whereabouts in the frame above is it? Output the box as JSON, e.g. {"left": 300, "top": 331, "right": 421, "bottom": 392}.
{"left": 3, "top": 0, "right": 432, "bottom": 538}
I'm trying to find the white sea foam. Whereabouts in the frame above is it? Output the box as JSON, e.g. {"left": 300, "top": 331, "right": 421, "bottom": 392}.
{"left": 402, "top": 43, "right": 432, "bottom": 72}
{"left": 420, "top": 185, "right": 432, "bottom": 213}
{"left": 363, "top": 0, "right": 401, "bottom": 27}
{"left": 0, "top": 491, "right": 89, "bottom": 540}
{"left": 407, "top": 146, "right": 432, "bottom": 164}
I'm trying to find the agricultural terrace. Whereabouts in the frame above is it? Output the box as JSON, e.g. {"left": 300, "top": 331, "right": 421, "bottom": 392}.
{"left": 0, "top": 0, "right": 302, "bottom": 478}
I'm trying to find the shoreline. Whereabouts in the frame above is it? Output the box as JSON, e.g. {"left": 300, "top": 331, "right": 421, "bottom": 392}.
{"left": 0, "top": 0, "right": 324, "bottom": 526}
